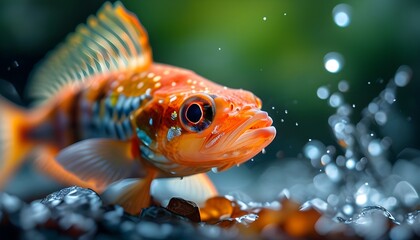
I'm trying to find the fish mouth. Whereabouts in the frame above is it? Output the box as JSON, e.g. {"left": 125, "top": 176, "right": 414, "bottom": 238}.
{"left": 202, "top": 110, "right": 276, "bottom": 167}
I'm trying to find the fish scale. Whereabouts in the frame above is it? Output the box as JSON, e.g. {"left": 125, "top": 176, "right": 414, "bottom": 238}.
{"left": 78, "top": 88, "right": 146, "bottom": 141}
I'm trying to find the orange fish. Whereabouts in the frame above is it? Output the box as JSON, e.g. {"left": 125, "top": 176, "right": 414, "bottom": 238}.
{"left": 0, "top": 2, "right": 276, "bottom": 214}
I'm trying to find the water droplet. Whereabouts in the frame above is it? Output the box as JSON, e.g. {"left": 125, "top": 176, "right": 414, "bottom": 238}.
{"left": 334, "top": 122, "right": 346, "bottom": 133}
{"left": 394, "top": 65, "right": 412, "bottom": 87}
{"left": 261, "top": 148, "right": 266, "bottom": 154}
{"left": 342, "top": 204, "right": 353, "bottom": 215}
{"left": 280, "top": 118, "right": 285, "bottom": 122}
{"left": 303, "top": 140, "right": 326, "bottom": 166}
{"left": 295, "top": 122, "right": 299, "bottom": 126}
{"left": 284, "top": 13, "right": 287, "bottom": 16}
{"left": 332, "top": 4, "right": 352, "bottom": 27}
{"left": 262, "top": 16, "right": 267, "bottom": 21}
{"left": 317, "top": 86, "right": 330, "bottom": 99}
{"left": 324, "top": 52, "right": 344, "bottom": 73}
{"left": 336, "top": 155, "right": 346, "bottom": 166}
{"left": 368, "top": 140, "right": 382, "bottom": 156}
{"left": 218, "top": 47, "right": 222, "bottom": 51}
{"left": 374, "top": 111, "right": 387, "bottom": 125}
{"left": 284, "top": 109, "right": 288, "bottom": 114}
{"left": 338, "top": 80, "right": 349, "bottom": 92}
{"left": 327, "top": 194, "right": 339, "bottom": 206}
{"left": 352, "top": 104, "right": 356, "bottom": 108}
{"left": 325, "top": 164, "right": 341, "bottom": 182}
{"left": 368, "top": 102, "right": 379, "bottom": 114}
{"left": 346, "top": 158, "right": 356, "bottom": 169}
{"left": 355, "top": 183, "right": 370, "bottom": 206}
{"left": 329, "top": 93, "right": 343, "bottom": 107}
{"left": 271, "top": 106, "right": 275, "bottom": 110}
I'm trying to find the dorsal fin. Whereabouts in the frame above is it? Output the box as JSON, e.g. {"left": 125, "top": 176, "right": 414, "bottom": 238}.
{"left": 27, "top": 1, "right": 152, "bottom": 104}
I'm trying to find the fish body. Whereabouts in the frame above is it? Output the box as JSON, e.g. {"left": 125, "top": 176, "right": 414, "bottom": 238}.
{"left": 0, "top": 2, "right": 276, "bottom": 214}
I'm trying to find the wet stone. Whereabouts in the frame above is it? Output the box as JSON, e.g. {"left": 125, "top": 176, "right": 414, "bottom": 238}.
{"left": 41, "top": 186, "right": 102, "bottom": 213}
{"left": 166, "top": 197, "right": 201, "bottom": 222}
{"left": 140, "top": 205, "right": 190, "bottom": 223}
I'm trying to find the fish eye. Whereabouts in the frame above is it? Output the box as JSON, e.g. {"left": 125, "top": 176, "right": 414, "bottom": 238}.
{"left": 180, "top": 94, "right": 215, "bottom": 132}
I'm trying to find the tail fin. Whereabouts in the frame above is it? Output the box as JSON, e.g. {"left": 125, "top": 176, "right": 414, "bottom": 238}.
{"left": 0, "top": 97, "right": 35, "bottom": 188}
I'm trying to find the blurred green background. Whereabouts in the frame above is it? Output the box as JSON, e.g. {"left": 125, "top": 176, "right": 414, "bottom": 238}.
{"left": 1, "top": 0, "right": 419, "bottom": 165}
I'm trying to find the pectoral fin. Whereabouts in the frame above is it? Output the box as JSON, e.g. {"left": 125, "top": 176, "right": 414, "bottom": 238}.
{"left": 151, "top": 173, "right": 218, "bottom": 207}
{"left": 35, "top": 147, "right": 100, "bottom": 191}
{"left": 55, "top": 138, "right": 143, "bottom": 191}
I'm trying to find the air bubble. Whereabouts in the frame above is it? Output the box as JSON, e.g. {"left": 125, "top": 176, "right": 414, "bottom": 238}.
{"left": 317, "top": 86, "right": 330, "bottom": 99}
{"left": 321, "top": 154, "right": 331, "bottom": 165}
{"left": 329, "top": 93, "right": 343, "bottom": 108}
{"left": 368, "top": 140, "right": 382, "bottom": 156}
{"left": 324, "top": 52, "right": 344, "bottom": 73}
{"left": 368, "top": 102, "right": 379, "bottom": 114}
{"left": 342, "top": 204, "right": 353, "bottom": 215}
{"left": 374, "top": 111, "right": 387, "bottom": 125}
{"left": 327, "top": 194, "right": 339, "bottom": 206}
{"left": 345, "top": 158, "right": 356, "bottom": 169}
{"left": 383, "top": 89, "right": 396, "bottom": 104}
{"left": 355, "top": 184, "right": 370, "bottom": 206}
{"left": 332, "top": 4, "right": 352, "bottom": 27}
{"left": 338, "top": 80, "right": 349, "bottom": 92}
{"left": 394, "top": 65, "right": 412, "bottom": 87}
{"left": 325, "top": 164, "right": 341, "bottom": 182}
{"left": 303, "top": 140, "right": 325, "bottom": 162}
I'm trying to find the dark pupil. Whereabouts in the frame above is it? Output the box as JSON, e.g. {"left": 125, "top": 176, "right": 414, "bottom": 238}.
{"left": 186, "top": 103, "right": 202, "bottom": 123}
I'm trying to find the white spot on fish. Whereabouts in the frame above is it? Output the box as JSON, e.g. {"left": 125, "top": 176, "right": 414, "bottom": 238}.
{"left": 163, "top": 70, "right": 170, "bottom": 75}
{"left": 137, "top": 82, "right": 144, "bottom": 89}
{"left": 153, "top": 76, "right": 161, "bottom": 82}
{"left": 261, "top": 148, "right": 266, "bottom": 154}
{"left": 154, "top": 82, "right": 161, "bottom": 88}
{"left": 147, "top": 72, "right": 155, "bottom": 79}
{"left": 169, "top": 96, "right": 177, "bottom": 103}
{"left": 171, "top": 82, "right": 176, "bottom": 87}
{"left": 139, "top": 72, "right": 147, "bottom": 78}
{"left": 187, "top": 79, "right": 192, "bottom": 84}
{"left": 117, "top": 86, "right": 124, "bottom": 92}
{"left": 158, "top": 99, "right": 164, "bottom": 104}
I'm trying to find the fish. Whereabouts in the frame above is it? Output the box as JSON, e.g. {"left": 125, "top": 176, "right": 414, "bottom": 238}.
{"left": 0, "top": 1, "right": 276, "bottom": 214}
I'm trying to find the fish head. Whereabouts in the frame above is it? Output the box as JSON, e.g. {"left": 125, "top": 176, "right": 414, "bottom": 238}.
{"left": 134, "top": 67, "right": 276, "bottom": 176}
